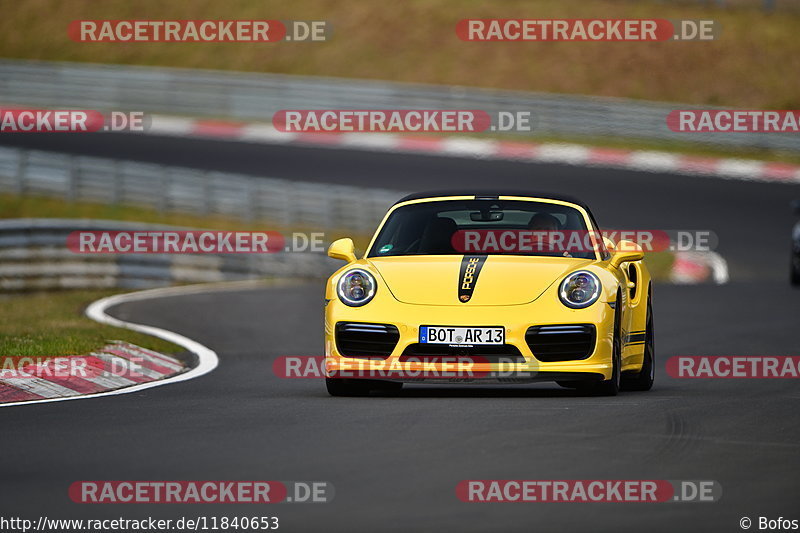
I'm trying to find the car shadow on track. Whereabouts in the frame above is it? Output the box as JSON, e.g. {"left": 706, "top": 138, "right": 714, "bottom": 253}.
{"left": 387, "top": 388, "right": 652, "bottom": 398}
{"left": 305, "top": 385, "right": 658, "bottom": 399}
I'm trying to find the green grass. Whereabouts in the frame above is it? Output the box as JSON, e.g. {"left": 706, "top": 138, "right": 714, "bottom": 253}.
{"left": 0, "top": 0, "right": 797, "bottom": 108}
{"left": 0, "top": 290, "right": 181, "bottom": 357}
{"left": 642, "top": 251, "right": 675, "bottom": 281}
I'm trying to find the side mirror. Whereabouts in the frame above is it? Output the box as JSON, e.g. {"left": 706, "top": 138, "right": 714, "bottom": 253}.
{"left": 610, "top": 240, "right": 644, "bottom": 268}
{"left": 328, "top": 238, "right": 357, "bottom": 263}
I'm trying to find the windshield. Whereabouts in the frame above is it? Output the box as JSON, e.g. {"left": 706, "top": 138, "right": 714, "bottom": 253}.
{"left": 368, "top": 199, "right": 597, "bottom": 259}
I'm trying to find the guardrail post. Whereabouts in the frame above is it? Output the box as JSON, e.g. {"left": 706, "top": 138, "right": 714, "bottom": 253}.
{"left": 111, "top": 159, "right": 122, "bottom": 205}
{"left": 203, "top": 171, "right": 212, "bottom": 215}
{"left": 67, "top": 156, "right": 78, "bottom": 202}
{"left": 159, "top": 167, "right": 169, "bottom": 213}
{"left": 14, "top": 149, "right": 28, "bottom": 195}
{"left": 246, "top": 178, "right": 256, "bottom": 222}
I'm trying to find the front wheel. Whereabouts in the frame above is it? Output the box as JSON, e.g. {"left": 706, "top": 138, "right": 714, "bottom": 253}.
{"left": 622, "top": 293, "right": 655, "bottom": 391}
{"left": 593, "top": 302, "right": 621, "bottom": 396}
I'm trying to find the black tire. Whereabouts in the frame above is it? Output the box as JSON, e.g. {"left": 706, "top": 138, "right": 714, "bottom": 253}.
{"left": 622, "top": 293, "right": 655, "bottom": 391}
{"left": 593, "top": 300, "right": 622, "bottom": 396}
{"left": 325, "top": 377, "right": 402, "bottom": 397}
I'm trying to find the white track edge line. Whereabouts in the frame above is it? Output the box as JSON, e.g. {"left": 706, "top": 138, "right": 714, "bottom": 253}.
{"left": 0, "top": 282, "right": 232, "bottom": 408}
{"left": 707, "top": 251, "right": 730, "bottom": 285}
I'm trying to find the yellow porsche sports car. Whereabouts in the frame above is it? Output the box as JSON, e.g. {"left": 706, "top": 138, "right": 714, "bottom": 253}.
{"left": 324, "top": 191, "right": 654, "bottom": 396}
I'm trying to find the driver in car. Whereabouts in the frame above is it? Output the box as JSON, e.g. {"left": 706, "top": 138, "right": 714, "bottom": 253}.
{"left": 528, "top": 212, "right": 573, "bottom": 257}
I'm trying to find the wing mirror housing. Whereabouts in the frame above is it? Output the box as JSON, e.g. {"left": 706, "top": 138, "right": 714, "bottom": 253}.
{"left": 610, "top": 240, "right": 644, "bottom": 268}
{"left": 328, "top": 238, "right": 357, "bottom": 263}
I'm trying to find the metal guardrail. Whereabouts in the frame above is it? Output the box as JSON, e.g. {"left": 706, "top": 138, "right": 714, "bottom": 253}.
{"left": 0, "top": 149, "right": 721, "bottom": 288}
{"left": 1, "top": 59, "right": 797, "bottom": 152}
{"left": 0, "top": 146, "right": 402, "bottom": 236}
{"left": 0, "top": 218, "right": 338, "bottom": 290}
{"left": 0, "top": 145, "right": 406, "bottom": 289}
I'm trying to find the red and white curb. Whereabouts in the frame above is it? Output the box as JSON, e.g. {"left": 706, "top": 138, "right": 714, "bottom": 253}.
{"left": 0, "top": 342, "right": 185, "bottom": 404}
{"left": 671, "top": 251, "right": 729, "bottom": 285}
{"left": 0, "top": 284, "right": 221, "bottom": 408}
{"left": 148, "top": 115, "right": 800, "bottom": 184}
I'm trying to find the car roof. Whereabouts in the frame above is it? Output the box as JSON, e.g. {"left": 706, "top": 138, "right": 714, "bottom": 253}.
{"left": 394, "top": 190, "right": 591, "bottom": 211}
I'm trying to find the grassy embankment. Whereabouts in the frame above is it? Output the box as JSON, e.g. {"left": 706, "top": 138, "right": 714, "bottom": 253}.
{"left": 1, "top": 0, "right": 798, "bottom": 162}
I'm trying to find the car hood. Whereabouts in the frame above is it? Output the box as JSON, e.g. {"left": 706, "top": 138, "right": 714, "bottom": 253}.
{"left": 368, "top": 255, "right": 595, "bottom": 306}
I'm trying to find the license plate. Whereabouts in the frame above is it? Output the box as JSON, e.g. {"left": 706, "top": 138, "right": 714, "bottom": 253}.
{"left": 419, "top": 326, "right": 504, "bottom": 345}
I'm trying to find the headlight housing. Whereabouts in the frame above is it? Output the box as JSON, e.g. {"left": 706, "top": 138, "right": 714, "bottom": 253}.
{"left": 559, "top": 270, "right": 601, "bottom": 309}
{"left": 337, "top": 268, "right": 377, "bottom": 306}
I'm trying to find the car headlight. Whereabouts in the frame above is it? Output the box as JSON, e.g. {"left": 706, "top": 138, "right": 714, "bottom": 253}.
{"left": 337, "top": 268, "right": 377, "bottom": 306}
{"left": 559, "top": 270, "right": 601, "bottom": 309}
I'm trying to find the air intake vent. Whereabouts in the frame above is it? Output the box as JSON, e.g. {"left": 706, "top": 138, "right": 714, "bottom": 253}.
{"left": 335, "top": 322, "right": 399, "bottom": 359}
{"left": 525, "top": 324, "right": 596, "bottom": 362}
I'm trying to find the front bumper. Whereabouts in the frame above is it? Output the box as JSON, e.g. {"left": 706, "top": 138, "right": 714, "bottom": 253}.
{"left": 324, "top": 297, "right": 616, "bottom": 382}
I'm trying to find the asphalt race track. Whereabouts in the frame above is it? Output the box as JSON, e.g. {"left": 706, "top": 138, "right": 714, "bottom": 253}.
{"left": 2, "top": 131, "right": 799, "bottom": 280}
{"left": 1, "top": 133, "right": 799, "bottom": 532}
